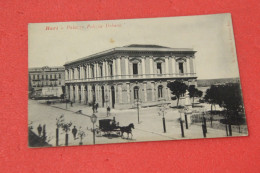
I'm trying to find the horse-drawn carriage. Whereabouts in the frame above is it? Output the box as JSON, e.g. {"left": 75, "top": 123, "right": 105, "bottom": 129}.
{"left": 96, "top": 119, "right": 134, "bottom": 139}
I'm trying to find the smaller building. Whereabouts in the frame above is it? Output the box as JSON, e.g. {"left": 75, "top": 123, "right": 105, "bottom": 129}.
{"left": 28, "top": 66, "right": 65, "bottom": 97}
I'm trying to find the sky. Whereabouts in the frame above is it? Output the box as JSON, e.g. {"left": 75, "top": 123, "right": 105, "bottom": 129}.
{"left": 28, "top": 13, "right": 240, "bottom": 80}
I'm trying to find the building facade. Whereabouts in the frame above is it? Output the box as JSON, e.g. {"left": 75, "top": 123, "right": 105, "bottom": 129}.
{"left": 64, "top": 45, "right": 197, "bottom": 109}
{"left": 28, "top": 66, "right": 65, "bottom": 97}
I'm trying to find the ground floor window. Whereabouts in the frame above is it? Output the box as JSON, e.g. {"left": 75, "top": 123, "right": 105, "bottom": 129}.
{"left": 134, "top": 86, "right": 139, "bottom": 100}
{"left": 158, "top": 85, "right": 163, "bottom": 98}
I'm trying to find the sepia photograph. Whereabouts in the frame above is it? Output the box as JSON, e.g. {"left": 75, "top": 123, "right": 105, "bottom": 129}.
{"left": 28, "top": 13, "right": 248, "bottom": 148}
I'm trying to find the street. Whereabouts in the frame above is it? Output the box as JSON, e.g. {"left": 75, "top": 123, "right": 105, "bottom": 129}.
{"left": 28, "top": 100, "right": 247, "bottom": 147}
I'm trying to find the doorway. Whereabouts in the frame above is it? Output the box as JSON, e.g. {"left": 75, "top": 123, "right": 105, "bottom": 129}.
{"left": 101, "top": 86, "right": 105, "bottom": 107}
{"left": 111, "top": 86, "right": 115, "bottom": 108}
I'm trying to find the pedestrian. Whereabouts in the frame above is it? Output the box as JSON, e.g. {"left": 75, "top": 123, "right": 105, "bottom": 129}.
{"left": 37, "top": 124, "right": 42, "bottom": 136}
{"left": 71, "top": 101, "right": 73, "bottom": 107}
{"left": 95, "top": 103, "right": 99, "bottom": 113}
{"left": 72, "top": 126, "right": 78, "bottom": 140}
{"left": 92, "top": 103, "right": 95, "bottom": 113}
{"left": 107, "top": 106, "right": 110, "bottom": 116}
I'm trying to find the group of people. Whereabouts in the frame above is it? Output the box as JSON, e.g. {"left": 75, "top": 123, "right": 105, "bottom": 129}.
{"left": 37, "top": 124, "right": 46, "bottom": 138}
{"left": 92, "top": 103, "right": 99, "bottom": 113}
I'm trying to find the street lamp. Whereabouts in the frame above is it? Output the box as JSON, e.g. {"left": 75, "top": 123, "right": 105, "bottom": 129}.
{"left": 134, "top": 99, "right": 142, "bottom": 124}
{"left": 200, "top": 106, "right": 207, "bottom": 137}
{"left": 178, "top": 109, "right": 185, "bottom": 137}
{"left": 159, "top": 101, "right": 167, "bottom": 133}
{"left": 222, "top": 101, "right": 229, "bottom": 136}
{"left": 90, "top": 114, "right": 97, "bottom": 144}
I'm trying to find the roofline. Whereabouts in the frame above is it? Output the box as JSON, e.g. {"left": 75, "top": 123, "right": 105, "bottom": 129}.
{"left": 64, "top": 46, "right": 196, "bottom": 66}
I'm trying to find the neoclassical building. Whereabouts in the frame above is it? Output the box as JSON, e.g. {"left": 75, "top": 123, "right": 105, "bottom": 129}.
{"left": 29, "top": 66, "right": 65, "bottom": 97}
{"left": 64, "top": 45, "right": 197, "bottom": 109}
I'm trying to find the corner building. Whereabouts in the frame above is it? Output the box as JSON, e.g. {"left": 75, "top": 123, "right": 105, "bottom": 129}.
{"left": 64, "top": 45, "right": 197, "bottom": 109}
{"left": 29, "top": 66, "right": 65, "bottom": 96}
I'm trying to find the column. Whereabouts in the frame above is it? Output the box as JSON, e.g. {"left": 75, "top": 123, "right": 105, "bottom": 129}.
{"left": 165, "top": 56, "right": 169, "bottom": 76}
{"left": 96, "top": 63, "right": 99, "bottom": 78}
{"left": 105, "top": 61, "right": 109, "bottom": 79}
{"left": 166, "top": 87, "right": 170, "bottom": 101}
{"left": 175, "top": 60, "right": 178, "bottom": 74}
{"left": 93, "top": 63, "right": 96, "bottom": 79}
{"left": 75, "top": 85, "right": 79, "bottom": 102}
{"left": 117, "top": 57, "right": 121, "bottom": 79}
{"left": 109, "top": 86, "right": 112, "bottom": 107}
{"left": 125, "top": 57, "right": 129, "bottom": 77}
{"left": 184, "top": 60, "right": 187, "bottom": 75}
{"left": 142, "top": 56, "right": 146, "bottom": 77}
{"left": 193, "top": 57, "right": 196, "bottom": 74}
{"left": 70, "top": 85, "right": 74, "bottom": 102}
{"left": 186, "top": 58, "right": 190, "bottom": 75}
{"left": 80, "top": 66, "right": 83, "bottom": 79}
{"left": 102, "top": 61, "right": 106, "bottom": 79}
{"left": 151, "top": 83, "right": 155, "bottom": 101}
{"left": 126, "top": 83, "right": 130, "bottom": 103}
{"left": 88, "top": 85, "right": 92, "bottom": 103}
{"left": 149, "top": 57, "right": 153, "bottom": 76}
{"left": 87, "top": 64, "right": 91, "bottom": 79}
{"left": 78, "top": 67, "right": 80, "bottom": 79}
{"left": 171, "top": 57, "right": 175, "bottom": 75}
{"left": 65, "top": 85, "right": 69, "bottom": 99}
{"left": 81, "top": 85, "right": 85, "bottom": 103}
{"left": 113, "top": 59, "right": 116, "bottom": 78}
{"left": 143, "top": 83, "right": 147, "bottom": 102}
{"left": 73, "top": 68, "right": 76, "bottom": 79}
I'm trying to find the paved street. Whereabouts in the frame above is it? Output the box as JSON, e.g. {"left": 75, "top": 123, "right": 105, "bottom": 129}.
{"left": 28, "top": 100, "right": 247, "bottom": 147}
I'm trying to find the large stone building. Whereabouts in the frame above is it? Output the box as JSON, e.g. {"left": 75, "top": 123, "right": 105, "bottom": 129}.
{"left": 64, "top": 45, "right": 197, "bottom": 109}
{"left": 29, "top": 66, "right": 65, "bottom": 97}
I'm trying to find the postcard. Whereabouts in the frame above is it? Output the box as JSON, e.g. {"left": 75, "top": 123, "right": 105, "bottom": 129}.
{"left": 28, "top": 13, "right": 248, "bottom": 148}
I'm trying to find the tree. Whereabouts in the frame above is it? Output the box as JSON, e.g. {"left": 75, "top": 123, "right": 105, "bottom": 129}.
{"left": 188, "top": 85, "right": 203, "bottom": 106}
{"left": 204, "top": 85, "right": 219, "bottom": 113}
{"left": 167, "top": 81, "right": 187, "bottom": 107}
{"left": 205, "top": 84, "right": 245, "bottom": 123}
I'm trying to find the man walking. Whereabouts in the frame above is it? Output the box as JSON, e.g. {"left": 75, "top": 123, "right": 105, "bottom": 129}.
{"left": 72, "top": 126, "right": 78, "bottom": 140}
{"left": 37, "top": 124, "right": 42, "bottom": 136}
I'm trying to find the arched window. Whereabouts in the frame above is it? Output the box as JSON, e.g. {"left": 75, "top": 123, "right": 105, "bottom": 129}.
{"left": 134, "top": 86, "right": 139, "bottom": 100}
{"left": 158, "top": 85, "right": 163, "bottom": 98}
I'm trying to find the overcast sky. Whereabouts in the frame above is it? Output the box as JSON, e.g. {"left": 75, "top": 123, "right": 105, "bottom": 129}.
{"left": 28, "top": 13, "right": 240, "bottom": 80}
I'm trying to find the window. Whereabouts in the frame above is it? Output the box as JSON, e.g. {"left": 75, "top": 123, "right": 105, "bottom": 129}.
{"left": 46, "top": 75, "right": 48, "bottom": 79}
{"left": 50, "top": 74, "right": 52, "bottom": 79}
{"left": 42, "top": 75, "right": 44, "bottom": 79}
{"left": 157, "top": 63, "right": 162, "bottom": 74}
{"left": 158, "top": 85, "right": 163, "bottom": 98}
{"left": 84, "top": 68, "right": 87, "bottom": 79}
{"left": 72, "top": 70, "right": 74, "bottom": 79}
{"left": 33, "top": 75, "right": 35, "bottom": 80}
{"left": 59, "top": 73, "right": 61, "bottom": 79}
{"left": 37, "top": 75, "right": 40, "bottom": 79}
{"left": 91, "top": 66, "right": 94, "bottom": 78}
{"left": 110, "top": 64, "right": 113, "bottom": 76}
{"left": 133, "top": 63, "right": 138, "bottom": 75}
{"left": 179, "top": 63, "right": 184, "bottom": 74}
{"left": 134, "top": 86, "right": 139, "bottom": 100}
{"left": 78, "top": 68, "right": 80, "bottom": 79}
{"left": 99, "top": 65, "right": 103, "bottom": 77}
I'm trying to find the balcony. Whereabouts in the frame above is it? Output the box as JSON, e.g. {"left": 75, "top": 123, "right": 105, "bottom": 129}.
{"left": 65, "top": 73, "right": 196, "bottom": 83}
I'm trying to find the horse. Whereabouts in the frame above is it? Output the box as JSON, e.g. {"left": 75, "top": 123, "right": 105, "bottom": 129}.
{"left": 119, "top": 123, "right": 135, "bottom": 139}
